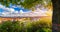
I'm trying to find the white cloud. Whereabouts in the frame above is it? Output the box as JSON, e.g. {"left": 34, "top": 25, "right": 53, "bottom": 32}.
{"left": 2, "top": 12, "right": 6, "bottom": 15}
{"left": 0, "top": 5, "right": 5, "bottom": 8}
{"left": 20, "top": 10, "right": 23, "bottom": 14}
{"left": 3, "top": 8, "right": 10, "bottom": 12}
{"left": 14, "top": 11, "right": 18, "bottom": 13}
{"left": 12, "top": 6, "right": 17, "bottom": 8}
{"left": 0, "top": 4, "right": 52, "bottom": 17}
{"left": 9, "top": 8, "right": 15, "bottom": 12}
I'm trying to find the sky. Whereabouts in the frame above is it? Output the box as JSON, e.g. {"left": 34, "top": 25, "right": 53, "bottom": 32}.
{"left": 0, "top": 4, "right": 31, "bottom": 12}
{"left": 0, "top": 4, "right": 52, "bottom": 17}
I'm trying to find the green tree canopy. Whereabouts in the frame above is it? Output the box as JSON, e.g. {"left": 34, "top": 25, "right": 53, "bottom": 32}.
{"left": 0, "top": 0, "right": 52, "bottom": 10}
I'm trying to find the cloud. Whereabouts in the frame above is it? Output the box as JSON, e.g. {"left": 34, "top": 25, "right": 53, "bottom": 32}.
{"left": 14, "top": 11, "right": 18, "bottom": 13}
{"left": 0, "top": 5, "right": 5, "bottom": 8}
{"left": 19, "top": 10, "right": 24, "bottom": 14}
{"left": 9, "top": 8, "right": 15, "bottom": 12}
{"left": 0, "top": 5, "right": 19, "bottom": 13}
{"left": 11, "top": 6, "right": 17, "bottom": 8}
{"left": 0, "top": 4, "right": 52, "bottom": 17}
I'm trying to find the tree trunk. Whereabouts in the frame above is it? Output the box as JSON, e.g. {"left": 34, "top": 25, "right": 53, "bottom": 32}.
{"left": 52, "top": 0, "right": 60, "bottom": 24}
{"left": 52, "top": 0, "right": 60, "bottom": 32}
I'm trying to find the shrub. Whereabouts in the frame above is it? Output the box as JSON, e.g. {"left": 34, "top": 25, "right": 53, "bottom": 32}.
{"left": 0, "top": 20, "right": 52, "bottom": 32}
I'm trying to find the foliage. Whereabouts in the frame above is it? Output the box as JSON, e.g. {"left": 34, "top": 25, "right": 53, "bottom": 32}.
{"left": 0, "top": 0, "right": 52, "bottom": 9}
{"left": 0, "top": 19, "right": 52, "bottom": 32}
{"left": 0, "top": 21, "right": 21, "bottom": 32}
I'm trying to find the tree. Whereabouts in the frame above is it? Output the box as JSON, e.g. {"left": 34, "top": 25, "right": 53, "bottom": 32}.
{"left": 52, "top": 0, "right": 60, "bottom": 24}
{"left": 0, "top": 0, "right": 52, "bottom": 11}
{"left": 52, "top": 0, "right": 60, "bottom": 32}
